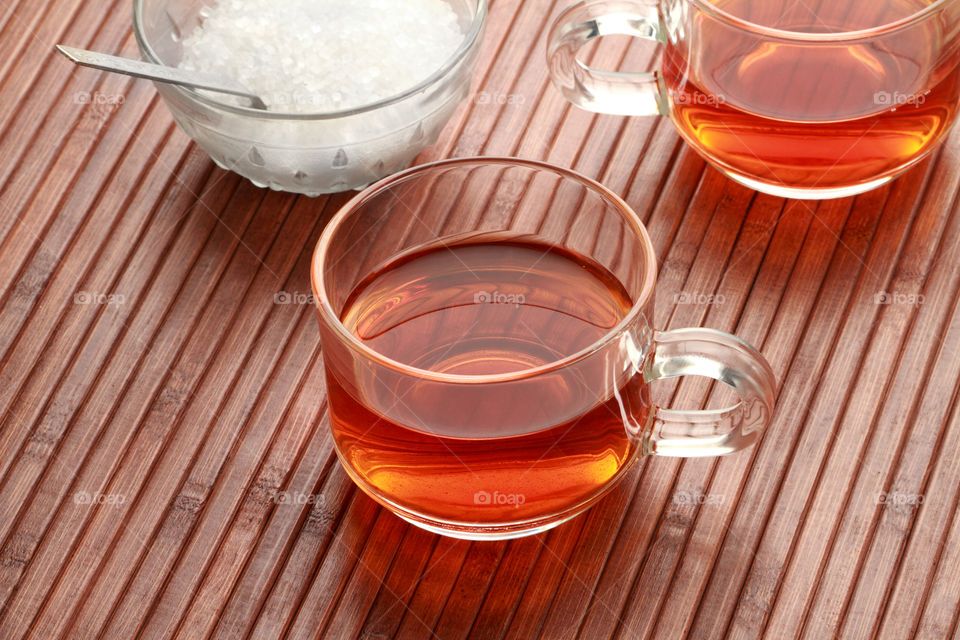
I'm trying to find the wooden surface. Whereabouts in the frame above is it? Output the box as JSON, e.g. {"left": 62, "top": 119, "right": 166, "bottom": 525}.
{"left": 2, "top": 0, "right": 960, "bottom": 638}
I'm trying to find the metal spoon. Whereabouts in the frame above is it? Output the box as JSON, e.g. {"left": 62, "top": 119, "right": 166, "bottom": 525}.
{"left": 56, "top": 45, "right": 268, "bottom": 110}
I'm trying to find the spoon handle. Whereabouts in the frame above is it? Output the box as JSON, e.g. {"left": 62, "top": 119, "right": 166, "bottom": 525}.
{"left": 56, "top": 45, "right": 267, "bottom": 110}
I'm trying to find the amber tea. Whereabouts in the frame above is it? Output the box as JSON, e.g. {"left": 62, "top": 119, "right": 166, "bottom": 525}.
{"left": 313, "top": 157, "right": 776, "bottom": 539}
{"left": 549, "top": 0, "right": 960, "bottom": 198}
{"left": 329, "top": 240, "right": 649, "bottom": 528}
{"left": 664, "top": 0, "right": 960, "bottom": 194}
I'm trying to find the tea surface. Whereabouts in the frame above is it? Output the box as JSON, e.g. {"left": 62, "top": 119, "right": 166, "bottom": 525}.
{"left": 665, "top": 0, "right": 959, "bottom": 191}
{"left": 330, "top": 240, "right": 648, "bottom": 525}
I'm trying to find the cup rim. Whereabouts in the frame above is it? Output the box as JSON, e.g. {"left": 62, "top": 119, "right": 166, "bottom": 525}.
{"left": 689, "top": 0, "right": 951, "bottom": 42}
{"left": 132, "top": 0, "right": 488, "bottom": 119}
{"left": 311, "top": 156, "right": 659, "bottom": 385}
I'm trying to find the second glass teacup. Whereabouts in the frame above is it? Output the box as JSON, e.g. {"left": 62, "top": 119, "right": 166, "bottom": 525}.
{"left": 312, "top": 157, "right": 776, "bottom": 539}
{"left": 548, "top": 0, "right": 960, "bottom": 199}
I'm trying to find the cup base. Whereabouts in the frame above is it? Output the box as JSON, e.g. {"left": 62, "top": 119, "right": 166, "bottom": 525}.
{"left": 393, "top": 511, "right": 580, "bottom": 540}
{"left": 334, "top": 454, "right": 619, "bottom": 540}
{"left": 720, "top": 170, "right": 894, "bottom": 200}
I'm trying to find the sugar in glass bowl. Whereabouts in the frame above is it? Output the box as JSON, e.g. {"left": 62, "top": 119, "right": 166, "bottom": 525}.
{"left": 133, "top": 0, "right": 487, "bottom": 196}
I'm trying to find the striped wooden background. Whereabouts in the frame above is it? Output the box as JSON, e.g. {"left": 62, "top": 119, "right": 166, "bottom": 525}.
{"left": 2, "top": 0, "right": 960, "bottom": 638}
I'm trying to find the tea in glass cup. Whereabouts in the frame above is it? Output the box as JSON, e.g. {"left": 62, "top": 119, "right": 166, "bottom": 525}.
{"left": 312, "top": 158, "right": 776, "bottom": 539}
{"left": 548, "top": 0, "right": 960, "bottom": 199}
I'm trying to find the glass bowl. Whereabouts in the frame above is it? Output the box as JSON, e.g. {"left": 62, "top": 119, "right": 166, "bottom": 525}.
{"left": 133, "top": 0, "right": 487, "bottom": 196}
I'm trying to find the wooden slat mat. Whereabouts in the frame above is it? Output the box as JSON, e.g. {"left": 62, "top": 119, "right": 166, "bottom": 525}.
{"left": 1, "top": 0, "right": 958, "bottom": 637}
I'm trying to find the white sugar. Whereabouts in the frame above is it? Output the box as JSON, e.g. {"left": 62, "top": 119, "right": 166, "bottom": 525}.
{"left": 179, "top": 0, "right": 464, "bottom": 113}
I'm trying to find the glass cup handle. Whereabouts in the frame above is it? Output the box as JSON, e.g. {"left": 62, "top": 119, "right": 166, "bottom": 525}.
{"left": 643, "top": 328, "right": 777, "bottom": 457}
{"left": 547, "top": 0, "right": 666, "bottom": 116}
